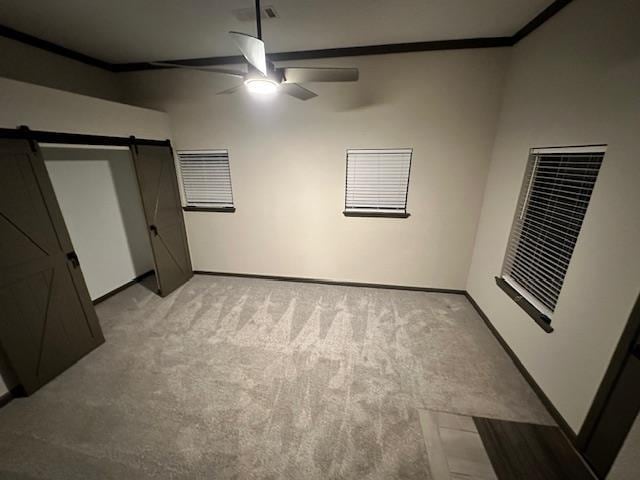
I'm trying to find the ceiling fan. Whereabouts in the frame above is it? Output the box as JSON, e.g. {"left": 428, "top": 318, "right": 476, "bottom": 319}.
{"left": 151, "top": 0, "right": 359, "bottom": 100}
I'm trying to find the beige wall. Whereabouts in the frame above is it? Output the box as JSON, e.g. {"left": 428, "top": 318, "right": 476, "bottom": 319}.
{"left": 0, "top": 36, "right": 121, "bottom": 102}
{"left": 121, "top": 48, "right": 509, "bottom": 289}
{"left": 0, "top": 8, "right": 637, "bottom": 473}
{"left": 0, "top": 77, "right": 171, "bottom": 139}
{"left": 0, "top": 77, "right": 173, "bottom": 396}
{"left": 467, "top": 0, "right": 640, "bottom": 434}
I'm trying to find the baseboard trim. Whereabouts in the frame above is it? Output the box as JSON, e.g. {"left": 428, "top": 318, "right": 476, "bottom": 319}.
{"left": 463, "top": 291, "right": 577, "bottom": 444}
{"left": 0, "top": 390, "right": 12, "bottom": 409}
{"left": 92, "top": 270, "right": 154, "bottom": 305}
{"left": 194, "top": 270, "right": 466, "bottom": 295}
{"left": 0, "top": 386, "right": 25, "bottom": 409}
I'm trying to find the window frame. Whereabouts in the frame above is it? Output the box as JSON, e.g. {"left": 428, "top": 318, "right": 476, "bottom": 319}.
{"left": 497, "top": 145, "right": 606, "bottom": 333}
{"left": 176, "top": 149, "right": 236, "bottom": 213}
{"left": 343, "top": 148, "right": 413, "bottom": 218}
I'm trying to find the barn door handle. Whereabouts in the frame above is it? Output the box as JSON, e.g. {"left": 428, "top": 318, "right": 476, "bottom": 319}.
{"left": 149, "top": 225, "right": 158, "bottom": 236}
{"left": 66, "top": 251, "right": 80, "bottom": 268}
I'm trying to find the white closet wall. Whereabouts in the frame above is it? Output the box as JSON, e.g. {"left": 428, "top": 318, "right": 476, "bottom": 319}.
{"left": 43, "top": 146, "right": 154, "bottom": 300}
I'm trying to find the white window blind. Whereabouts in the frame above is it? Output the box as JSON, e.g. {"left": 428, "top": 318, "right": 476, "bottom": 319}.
{"left": 501, "top": 146, "right": 605, "bottom": 315}
{"left": 345, "top": 148, "right": 412, "bottom": 213}
{"left": 177, "top": 150, "right": 234, "bottom": 208}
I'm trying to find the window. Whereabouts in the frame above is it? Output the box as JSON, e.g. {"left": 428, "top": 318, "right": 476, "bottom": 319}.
{"left": 344, "top": 148, "right": 412, "bottom": 217}
{"left": 177, "top": 150, "right": 235, "bottom": 211}
{"left": 498, "top": 146, "right": 605, "bottom": 331}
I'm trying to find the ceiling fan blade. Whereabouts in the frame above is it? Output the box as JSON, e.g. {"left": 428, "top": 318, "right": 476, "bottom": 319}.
{"left": 279, "top": 83, "right": 318, "bottom": 101}
{"left": 151, "top": 62, "right": 247, "bottom": 77}
{"left": 217, "top": 84, "right": 245, "bottom": 95}
{"left": 229, "top": 31, "right": 268, "bottom": 76}
{"left": 281, "top": 67, "right": 359, "bottom": 83}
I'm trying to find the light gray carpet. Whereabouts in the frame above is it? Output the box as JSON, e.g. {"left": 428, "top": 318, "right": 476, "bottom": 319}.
{"left": 0, "top": 275, "right": 552, "bottom": 479}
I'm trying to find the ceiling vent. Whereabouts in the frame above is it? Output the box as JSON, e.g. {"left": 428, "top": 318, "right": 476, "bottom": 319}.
{"left": 232, "top": 5, "right": 279, "bottom": 22}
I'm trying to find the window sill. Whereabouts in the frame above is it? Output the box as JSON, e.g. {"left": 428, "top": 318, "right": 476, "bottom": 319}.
{"left": 343, "top": 210, "right": 410, "bottom": 218}
{"left": 183, "top": 206, "right": 236, "bottom": 213}
{"left": 495, "top": 276, "right": 554, "bottom": 333}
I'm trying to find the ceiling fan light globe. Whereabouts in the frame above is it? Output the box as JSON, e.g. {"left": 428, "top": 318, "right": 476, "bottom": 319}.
{"left": 244, "top": 78, "right": 278, "bottom": 95}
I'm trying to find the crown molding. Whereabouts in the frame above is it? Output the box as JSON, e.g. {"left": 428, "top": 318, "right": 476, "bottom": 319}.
{"left": 0, "top": 1, "right": 573, "bottom": 73}
{"left": 113, "top": 37, "right": 513, "bottom": 72}
{"left": 0, "top": 24, "right": 113, "bottom": 70}
{"left": 512, "top": 0, "right": 572, "bottom": 43}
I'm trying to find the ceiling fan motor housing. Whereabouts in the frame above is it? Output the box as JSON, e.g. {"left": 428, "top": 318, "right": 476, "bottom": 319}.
{"left": 245, "top": 64, "right": 283, "bottom": 84}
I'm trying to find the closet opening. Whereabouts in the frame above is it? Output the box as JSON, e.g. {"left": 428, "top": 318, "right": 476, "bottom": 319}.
{"left": 41, "top": 143, "right": 156, "bottom": 302}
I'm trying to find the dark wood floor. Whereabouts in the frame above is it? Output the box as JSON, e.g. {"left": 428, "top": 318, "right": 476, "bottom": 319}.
{"left": 474, "top": 417, "right": 596, "bottom": 480}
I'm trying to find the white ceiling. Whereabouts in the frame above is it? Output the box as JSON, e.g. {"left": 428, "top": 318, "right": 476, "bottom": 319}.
{"left": 0, "top": 0, "right": 553, "bottom": 64}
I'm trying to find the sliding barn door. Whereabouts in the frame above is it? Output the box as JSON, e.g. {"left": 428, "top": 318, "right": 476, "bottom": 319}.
{"left": 0, "top": 139, "right": 104, "bottom": 394}
{"left": 131, "top": 144, "right": 192, "bottom": 296}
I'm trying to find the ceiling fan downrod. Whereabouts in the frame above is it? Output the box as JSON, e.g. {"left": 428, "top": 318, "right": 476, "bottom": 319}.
{"left": 152, "top": 0, "right": 358, "bottom": 101}
{"left": 255, "top": 0, "right": 262, "bottom": 40}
